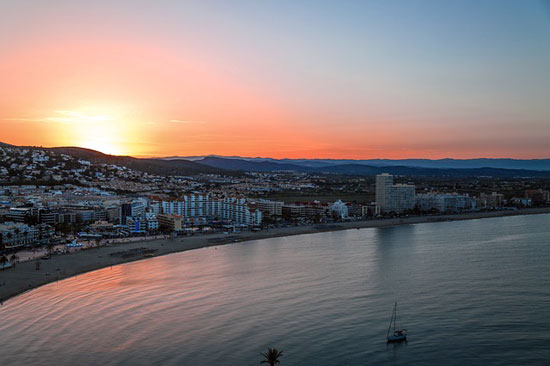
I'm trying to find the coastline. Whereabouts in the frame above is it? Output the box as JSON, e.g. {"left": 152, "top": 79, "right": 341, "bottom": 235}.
{"left": 1, "top": 207, "right": 549, "bottom": 304}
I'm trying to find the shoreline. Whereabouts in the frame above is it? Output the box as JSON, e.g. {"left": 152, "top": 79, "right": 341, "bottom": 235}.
{"left": 1, "top": 207, "right": 549, "bottom": 304}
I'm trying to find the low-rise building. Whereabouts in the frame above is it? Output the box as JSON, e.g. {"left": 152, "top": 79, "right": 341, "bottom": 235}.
{"left": 361, "top": 203, "right": 380, "bottom": 217}
{"left": 478, "top": 192, "right": 504, "bottom": 209}
{"left": 158, "top": 214, "right": 184, "bottom": 232}
{"left": 282, "top": 204, "right": 306, "bottom": 219}
{"left": 145, "top": 212, "right": 159, "bottom": 231}
{"left": 525, "top": 189, "right": 550, "bottom": 205}
{"left": 257, "top": 199, "right": 284, "bottom": 217}
{"left": 7, "top": 207, "right": 34, "bottom": 222}
{"left": 416, "top": 193, "right": 476, "bottom": 213}
{"left": 330, "top": 200, "right": 349, "bottom": 220}
{"left": 0, "top": 222, "right": 53, "bottom": 250}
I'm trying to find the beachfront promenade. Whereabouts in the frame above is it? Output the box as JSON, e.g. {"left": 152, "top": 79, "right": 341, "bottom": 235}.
{"left": 1, "top": 207, "right": 549, "bottom": 304}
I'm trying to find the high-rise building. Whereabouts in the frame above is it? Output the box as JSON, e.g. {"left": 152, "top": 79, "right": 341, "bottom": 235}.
{"left": 375, "top": 173, "right": 416, "bottom": 213}
{"left": 375, "top": 173, "right": 393, "bottom": 211}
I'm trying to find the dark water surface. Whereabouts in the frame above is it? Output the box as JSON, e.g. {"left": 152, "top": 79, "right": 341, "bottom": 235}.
{"left": 1, "top": 214, "right": 549, "bottom": 365}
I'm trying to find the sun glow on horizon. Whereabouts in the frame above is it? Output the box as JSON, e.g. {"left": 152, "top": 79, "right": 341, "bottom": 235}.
{"left": 41, "top": 109, "right": 136, "bottom": 156}
{"left": 1, "top": 1, "right": 548, "bottom": 159}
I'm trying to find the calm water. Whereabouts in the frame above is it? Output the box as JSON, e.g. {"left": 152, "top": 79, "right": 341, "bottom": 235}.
{"left": 1, "top": 214, "right": 549, "bottom": 365}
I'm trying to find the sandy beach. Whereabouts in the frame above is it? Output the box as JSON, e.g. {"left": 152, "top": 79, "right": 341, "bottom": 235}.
{"left": 1, "top": 207, "right": 549, "bottom": 304}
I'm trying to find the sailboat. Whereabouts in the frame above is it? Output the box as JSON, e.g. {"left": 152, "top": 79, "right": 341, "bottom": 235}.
{"left": 386, "top": 302, "right": 407, "bottom": 343}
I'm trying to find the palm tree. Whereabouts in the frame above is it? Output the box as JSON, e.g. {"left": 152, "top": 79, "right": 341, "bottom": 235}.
{"left": 46, "top": 242, "right": 55, "bottom": 258}
{"left": 0, "top": 254, "right": 8, "bottom": 270}
{"left": 260, "top": 348, "right": 283, "bottom": 366}
{"left": 9, "top": 254, "right": 19, "bottom": 267}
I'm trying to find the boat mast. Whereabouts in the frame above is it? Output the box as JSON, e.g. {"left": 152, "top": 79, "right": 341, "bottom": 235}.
{"left": 387, "top": 302, "right": 397, "bottom": 337}
{"left": 394, "top": 302, "right": 397, "bottom": 332}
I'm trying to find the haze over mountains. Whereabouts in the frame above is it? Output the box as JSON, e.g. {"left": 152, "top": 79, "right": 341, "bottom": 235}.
{"left": 168, "top": 155, "right": 550, "bottom": 171}
{"left": 192, "top": 156, "right": 550, "bottom": 178}
{"left": 3, "top": 142, "right": 550, "bottom": 177}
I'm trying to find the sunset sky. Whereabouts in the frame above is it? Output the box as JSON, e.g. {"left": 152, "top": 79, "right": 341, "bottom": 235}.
{"left": 1, "top": 0, "right": 549, "bottom": 158}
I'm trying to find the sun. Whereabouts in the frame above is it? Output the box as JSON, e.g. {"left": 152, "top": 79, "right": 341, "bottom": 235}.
{"left": 51, "top": 109, "right": 130, "bottom": 155}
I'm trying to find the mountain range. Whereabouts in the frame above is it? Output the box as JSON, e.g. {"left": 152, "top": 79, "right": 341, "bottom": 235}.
{"left": 171, "top": 155, "right": 550, "bottom": 171}
{"left": 193, "top": 156, "right": 550, "bottom": 177}
{"left": 2, "top": 142, "right": 550, "bottom": 177}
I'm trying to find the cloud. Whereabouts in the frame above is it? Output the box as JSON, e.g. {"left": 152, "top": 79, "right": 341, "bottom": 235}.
{"left": 2, "top": 110, "right": 114, "bottom": 124}
{"left": 169, "top": 119, "right": 206, "bottom": 124}
{"left": 1, "top": 118, "right": 42, "bottom": 122}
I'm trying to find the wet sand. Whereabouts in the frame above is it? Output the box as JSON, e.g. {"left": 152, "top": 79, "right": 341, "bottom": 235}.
{"left": 1, "top": 207, "right": 549, "bottom": 304}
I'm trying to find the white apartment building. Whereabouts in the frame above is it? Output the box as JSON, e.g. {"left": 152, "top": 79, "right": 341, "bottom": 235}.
{"left": 416, "top": 193, "right": 476, "bottom": 213}
{"left": 149, "top": 201, "right": 161, "bottom": 215}
{"left": 161, "top": 194, "right": 262, "bottom": 226}
{"left": 127, "top": 200, "right": 146, "bottom": 218}
{"left": 375, "top": 173, "right": 416, "bottom": 213}
{"left": 145, "top": 212, "right": 159, "bottom": 231}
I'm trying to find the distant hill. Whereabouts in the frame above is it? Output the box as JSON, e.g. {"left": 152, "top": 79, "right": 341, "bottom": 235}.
{"left": 49, "top": 147, "right": 234, "bottom": 176}
{"left": 3, "top": 142, "right": 549, "bottom": 177}
{"left": 315, "top": 164, "right": 550, "bottom": 178}
{"left": 0, "top": 143, "right": 232, "bottom": 176}
{"left": 172, "top": 155, "right": 550, "bottom": 171}
{"left": 312, "top": 158, "right": 550, "bottom": 171}
{"left": 197, "top": 156, "right": 312, "bottom": 172}
{"left": 196, "top": 156, "right": 550, "bottom": 178}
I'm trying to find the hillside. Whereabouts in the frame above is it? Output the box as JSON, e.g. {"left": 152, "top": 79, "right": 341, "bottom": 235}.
{"left": 0, "top": 143, "right": 233, "bottom": 176}
{"left": 49, "top": 147, "right": 233, "bottom": 176}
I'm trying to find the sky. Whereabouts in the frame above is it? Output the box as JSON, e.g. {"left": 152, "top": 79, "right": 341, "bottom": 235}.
{"left": 1, "top": 0, "right": 549, "bottom": 159}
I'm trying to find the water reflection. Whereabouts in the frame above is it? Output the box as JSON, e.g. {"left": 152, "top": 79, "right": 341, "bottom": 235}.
{"left": 0, "top": 214, "right": 549, "bottom": 365}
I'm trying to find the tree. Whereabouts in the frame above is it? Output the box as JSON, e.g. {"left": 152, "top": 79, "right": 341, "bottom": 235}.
{"left": 46, "top": 242, "right": 55, "bottom": 258}
{"left": 9, "top": 254, "right": 19, "bottom": 267}
{"left": 38, "top": 227, "right": 44, "bottom": 245}
{"left": 260, "top": 348, "right": 283, "bottom": 366}
{"left": 0, "top": 254, "right": 8, "bottom": 270}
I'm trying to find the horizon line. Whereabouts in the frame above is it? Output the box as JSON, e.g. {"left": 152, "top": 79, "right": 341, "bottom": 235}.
{"left": 2, "top": 141, "right": 549, "bottom": 161}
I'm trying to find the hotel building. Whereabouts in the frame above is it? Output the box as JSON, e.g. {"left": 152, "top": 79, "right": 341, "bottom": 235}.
{"left": 375, "top": 173, "right": 416, "bottom": 213}
{"left": 161, "top": 194, "right": 262, "bottom": 226}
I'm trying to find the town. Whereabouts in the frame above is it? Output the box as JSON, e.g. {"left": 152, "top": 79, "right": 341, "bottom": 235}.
{"left": 1, "top": 144, "right": 549, "bottom": 261}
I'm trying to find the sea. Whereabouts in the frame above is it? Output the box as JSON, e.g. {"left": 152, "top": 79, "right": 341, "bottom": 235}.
{"left": 1, "top": 214, "right": 549, "bottom": 365}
